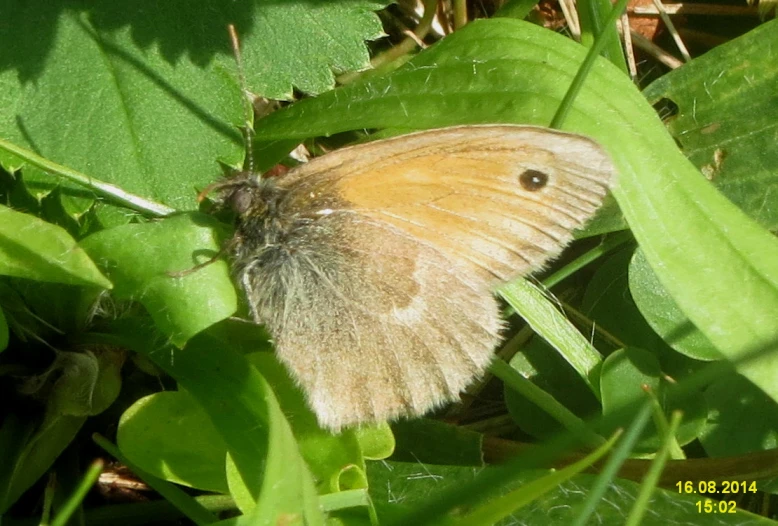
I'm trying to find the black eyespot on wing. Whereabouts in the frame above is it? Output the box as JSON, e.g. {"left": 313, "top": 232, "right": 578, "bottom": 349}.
{"left": 518, "top": 169, "right": 548, "bottom": 191}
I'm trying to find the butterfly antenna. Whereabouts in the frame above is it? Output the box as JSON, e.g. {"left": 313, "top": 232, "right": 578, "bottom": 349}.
{"left": 228, "top": 24, "right": 255, "bottom": 174}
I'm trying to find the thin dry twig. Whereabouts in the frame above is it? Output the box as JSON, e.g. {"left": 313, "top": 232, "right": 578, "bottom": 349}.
{"left": 630, "top": 30, "right": 685, "bottom": 69}
{"left": 651, "top": 0, "right": 693, "bottom": 61}
{"left": 620, "top": 13, "right": 638, "bottom": 80}
{"left": 558, "top": 0, "right": 582, "bottom": 40}
{"left": 630, "top": 2, "right": 760, "bottom": 15}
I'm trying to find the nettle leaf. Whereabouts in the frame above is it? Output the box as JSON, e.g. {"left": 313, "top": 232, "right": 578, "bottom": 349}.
{"left": 0, "top": 0, "right": 386, "bottom": 216}
{"left": 643, "top": 20, "right": 778, "bottom": 232}
{"left": 237, "top": 0, "right": 389, "bottom": 98}
{"left": 0, "top": 204, "right": 111, "bottom": 288}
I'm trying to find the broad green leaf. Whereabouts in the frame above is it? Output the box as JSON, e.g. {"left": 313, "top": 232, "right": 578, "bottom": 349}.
{"left": 583, "top": 248, "right": 710, "bottom": 373}
{"left": 44, "top": 347, "right": 125, "bottom": 417}
{"left": 701, "top": 374, "right": 778, "bottom": 457}
{"left": 0, "top": 413, "right": 85, "bottom": 513}
{"left": 0, "top": 5, "right": 242, "bottom": 216}
{"left": 629, "top": 249, "right": 720, "bottom": 362}
{"left": 0, "top": 204, "right": 111, "bottom": 288}
{"left": 143, "top": 332, "right": 324, "bottom": 524}
{"left": 252, "top": 18, "right": 778, "bottom": 408}
{"left": 79, "top": 213, "right": 237, "bottom": 346}
{"left": 391, "top": 420, "right": 482, "bottom": 466}
{"left": 118, "top": 391, "right": 230, "bottom": 494}
{"left": 0, "top": 1, "right": 387, "bottom": 216}
{"left": 237, "top": 0, "right": 389, "bottom": 98}
{"left": 4, "top": 279, "right": 102, "bottom": 335}
{"left": 599, "top": 348, "right": 706, "bottom": 450}
{"left": 643, "top": 21, "right": 778, "bottom": 231}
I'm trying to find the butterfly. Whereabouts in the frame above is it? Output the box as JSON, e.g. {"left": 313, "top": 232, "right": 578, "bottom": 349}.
{"left": 217, "top": 124, "right": 614, "bottom": 432}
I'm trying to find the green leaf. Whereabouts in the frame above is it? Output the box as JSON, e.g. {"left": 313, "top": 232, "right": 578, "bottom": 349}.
{"left": 44, "top": 347, "right": 125, "bottom": 417}
{"left": 0, "top": 413, "right": 86, "bottom": 514}
{"left": 117, "top": 391, "right": 230, "bottom": 494}
{"left": 391, "top": 420, "right": 482, "bottom": 466}
{"left": 0, "top": 6, "right": 241, "bottom": 215}
{"left": 499, "top": 279, "right": 602, "bottom": 393}
{"left": 599, "top": 348, "right": 706, "bottom": 450}
{"left": 628, "top": 249, "right": 720, "bottom": 362}
{"left": 0, "top": 344, "right": 123, "bottom": 512}
{"left": 353, "top": 425, "right": 395, "bottom": 461}
{"left": 369, "top": 461, "right": 768, "bottom": 525}
{"left": 79, "top": 213, "right": 237, "bottom": 346}
{"left": 505, "top": 337, "right": 601, "bottom": 440}
{"left": 454, "top": 433, "right": 619, "bottom": 526}
{"left": 143, "top": 332, "right": 324, "bottom": 524}
{"left": 93, "top": 434, "right": 220, "bottom": 525}
{"left": 0, "top": 204, "right": 111, "bottom": 288}
{"left": 600, "top": 348, "right": 662, "bottom": 414}
{"left": 701, "top": 374, "right": 778, "bottom": 456}
{"left": 0, "top": 307, "right": 8, "bottom": 351}
{"left": 237, "top": 0, "right": 390, "bottom": 98}
{"left": 3, "top": 279, "right": 101, "bottom": 334}
{"left": 577, "top": 0, "right": 628, "bottom": 72}
{"left": 583, "top": 248, "right": 709, "bottom": 375}
{"left": 643, "top": 20, "right": 778, "bottom": 231}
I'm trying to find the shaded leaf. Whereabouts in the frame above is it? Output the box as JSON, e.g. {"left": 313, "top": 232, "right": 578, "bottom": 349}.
{"left": 0, "top": 307, "right": 7, "bottom": 351}
{"left": 599, "top": 348, "right": 706, "bottom": 449}
{"left": 583, "top": 247, "right": 708, "bottom": 376}
{"left": 391, "top": 420, "right": 483, "bottom": 466}
{"left": 0, "top": 414, "right": 85, "bottom": 513}
{"left": 629, "top": 249, "right": 720, "bottom": 362}
{"left": 643, "top": 21, "right": 778, "bottom": 231}
{"left": 701, "top": 374, "right": 778, "bottom": 457}
{"left": 0, "top": 204, "right": 111, "bottom": 288}
{"left": 145, "top": 333, "right": 324, "bottom": 524}
{"left": 368, "top": 461, "right": 765, "bottom": 525}
{"left": 505, "top": 337, "right": 601, "bottom": 440}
